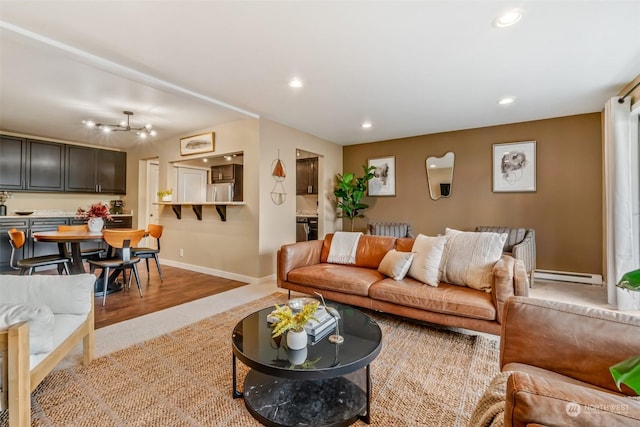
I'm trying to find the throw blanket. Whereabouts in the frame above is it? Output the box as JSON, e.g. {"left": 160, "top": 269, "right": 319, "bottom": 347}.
{"left": 468, "top": 371, "right": 512, "bottom": 427}
{"left": 327, "top": 232, "right": 362, "bottom": 264}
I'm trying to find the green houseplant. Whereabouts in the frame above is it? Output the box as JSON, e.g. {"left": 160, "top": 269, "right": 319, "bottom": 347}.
{"left": 157, "top": 189, "right": 173, "bottom": 202}
{"left": 610, "top": 268, "right": 640, "bottom": 394}
{"left": 333, "top": 165, "right": 376, "bottom": 231}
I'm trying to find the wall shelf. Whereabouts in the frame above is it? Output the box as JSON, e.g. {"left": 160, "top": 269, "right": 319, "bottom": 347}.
{"left": 154, "top": 202, "right": 245, "bottom": 222}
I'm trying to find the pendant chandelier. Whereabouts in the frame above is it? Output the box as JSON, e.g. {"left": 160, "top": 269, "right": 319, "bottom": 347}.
{"left": 82, "top": 111, "right": 157, "bottom": 138}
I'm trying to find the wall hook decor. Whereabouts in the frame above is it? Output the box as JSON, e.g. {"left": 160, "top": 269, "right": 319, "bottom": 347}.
{"left": 270, "top": 150, "right": 287, "bottom": 205}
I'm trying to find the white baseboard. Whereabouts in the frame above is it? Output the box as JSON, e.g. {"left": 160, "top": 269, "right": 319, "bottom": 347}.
{"left": 159, "top": 258, "right": 272, "bottom": 285}
{"left": 534, "top": 269, "right": 603, "bottom": 285}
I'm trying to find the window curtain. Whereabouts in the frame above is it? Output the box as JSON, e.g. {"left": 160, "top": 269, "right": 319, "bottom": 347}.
{"left": 603, "top": 97, "right": 638, "bottom": 309}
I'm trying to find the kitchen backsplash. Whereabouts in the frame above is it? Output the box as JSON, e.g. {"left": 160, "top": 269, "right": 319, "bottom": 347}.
{"left": 296, "top": 194, "right": 318, "bottom": 214}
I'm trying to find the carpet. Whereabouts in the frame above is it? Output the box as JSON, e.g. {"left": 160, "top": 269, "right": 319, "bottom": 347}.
{"left": 1, "top": 292, "right": 500, "bottom": 426}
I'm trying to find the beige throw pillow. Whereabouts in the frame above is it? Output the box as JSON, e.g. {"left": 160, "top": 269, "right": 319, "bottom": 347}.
{"left": 440, "top": 228, "right": 507, "bottom": 292}
{"left": 408, "top": 234, "right": 449, "bottom": 286}
{"left": 378, "top": 249, "right": 414, "bottom": 280}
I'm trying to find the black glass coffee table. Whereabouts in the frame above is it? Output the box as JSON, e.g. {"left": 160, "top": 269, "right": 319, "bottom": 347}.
{"left": 232, "top": 302, "right": 382, "bottom": 426}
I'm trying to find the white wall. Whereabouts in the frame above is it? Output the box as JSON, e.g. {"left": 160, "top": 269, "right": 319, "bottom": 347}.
{"left": 257, "top": 119, "right": 342, "bottom": 278}
{"left": 127, "top": 119, "right": 261, "bottom": 280}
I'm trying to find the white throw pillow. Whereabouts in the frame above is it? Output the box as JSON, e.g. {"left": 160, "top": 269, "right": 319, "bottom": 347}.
{"left": 378, "top": 250, "right": 415, "bottom": 281}
{"left": 440, "top": 228, "right": 507, "bottom": 292}
{"left": 408, "top": 234, "right": 449, "bottom": 287}
{"left": 0, "top": 303, "right": 54, "bottom": 354}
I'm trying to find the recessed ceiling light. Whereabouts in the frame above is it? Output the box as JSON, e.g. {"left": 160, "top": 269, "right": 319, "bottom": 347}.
{"left": 361, "top": 122, "right": 372, "bottom": 129}
{"left": 493, "top": 9, "right": 523, "bottom": 28}
{"left": 497, "top": 97, "right": 516, "bottom": 105}
{"left": 288, "top": 78, "right": 303, "bottom": 88}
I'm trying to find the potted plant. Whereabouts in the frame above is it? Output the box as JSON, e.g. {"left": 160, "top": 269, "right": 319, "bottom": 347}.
{"left": 333, "top": 165, "right": 376, "bottom": 231}
{"left": 270, "top": 301, "right": 320, "bottom": 350}
{"left": 75, "top": 202, "right": 113, "bottom": 232}
{"left": 157, "top": 189, "right": 173, "bottom": 202}
{"left": 0, "top": 191, "right": 11, "bottom": 216}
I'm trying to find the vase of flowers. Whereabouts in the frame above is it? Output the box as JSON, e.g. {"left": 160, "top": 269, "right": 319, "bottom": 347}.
{"left": 76, "top": 203, "right": 113, "bottom": 232}
{"left": 270, "top": 301, "right": 319, "bottom": 350}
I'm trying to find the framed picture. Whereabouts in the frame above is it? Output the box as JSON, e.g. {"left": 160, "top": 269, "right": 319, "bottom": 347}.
{"left": 368, "top": 156, "right": 396, "bottom": 196}
{"left": 492, "top": 141, "right": 536, "bottom": 192}
{"left": 180, "top": 132, "right": 215, "bottom": 156}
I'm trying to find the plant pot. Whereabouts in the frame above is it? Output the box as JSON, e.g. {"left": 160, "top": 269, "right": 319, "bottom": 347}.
{"left": 87, "top": 217, "right": 104, "bottom": 232}
{"left": 0, "top": 204, "right": 6, "bottom": 216}
{"left": 286, "top": 329, "right": 307, "bottom": 350}
{"left": 161, "top": 195, "right": 172, "bottom": 202}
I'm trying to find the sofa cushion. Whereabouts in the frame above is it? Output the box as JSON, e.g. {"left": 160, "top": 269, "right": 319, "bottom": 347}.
{"left": 408, "top": 234, "right": 449, "bottom": 287}
{"left": 378, "top": 250, "right": 414, "bottom": 280}
{"left": 0, "top": 303, "right": 54, "bottom": 354}
{"left": 395, "top": 238, "right": 415, "bottom": 252}
{"left": 440, "top": 228, "right": 507, "bottom": 293}
{"left": 321, "top": 234, "right": 396, "bottom": 269}
{"left": 0, "top": 274, "right": 94, "bottom": 315}
{"left": 288, "top": 264, "right": 385, "bottom": 296}
{"left": 369, "top": 278, "right": 496, "bottom": 320}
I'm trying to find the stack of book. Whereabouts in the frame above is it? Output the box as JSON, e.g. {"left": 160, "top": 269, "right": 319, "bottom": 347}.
{"left": 304, "top": 306, "right": 336, "bottom": 344}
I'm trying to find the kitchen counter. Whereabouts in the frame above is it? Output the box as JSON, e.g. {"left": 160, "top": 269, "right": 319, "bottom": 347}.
{"left": 2, "top": 213, "right": 132, "bottom": 218}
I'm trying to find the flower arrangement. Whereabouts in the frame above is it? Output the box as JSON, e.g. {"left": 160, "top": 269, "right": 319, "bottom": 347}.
{"left": 0, "top": 191, "right": 11, "bottom": 204}
{"left": 270, "top": 301, "right": 320, "bottom": 338}
{"left": 75, "top": 202, "right": 113, "bottom": 221}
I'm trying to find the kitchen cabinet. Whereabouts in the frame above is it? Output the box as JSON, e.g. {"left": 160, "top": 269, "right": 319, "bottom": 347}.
{"left": 296, "top": 157, "right": 318, "bottom": 195}
{"left": 26, "top": 139, "right": 65, "bottom": 191}
{"left": 66, "top": 145, "right": 126, "bottom": 194}
{"left": 0, "top": 135, "right": 126, "bottom": 194}
{"left": 0, "top": 135, "right": 26, "bottom": 190}
{"left": 29, "top": 217, "right": 68, "bottom": 259}
{"left": 211, "top": 164, "right": 242, "bottom": 182}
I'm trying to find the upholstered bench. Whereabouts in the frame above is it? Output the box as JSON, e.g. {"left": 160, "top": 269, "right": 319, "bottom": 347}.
{"left": 0, "top": 274, "right": 95, "bottom": 427}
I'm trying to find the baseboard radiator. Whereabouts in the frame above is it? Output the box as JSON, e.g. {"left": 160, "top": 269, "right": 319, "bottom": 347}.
{"left": 534, "top": 269, "right": 603, "bottom": 285}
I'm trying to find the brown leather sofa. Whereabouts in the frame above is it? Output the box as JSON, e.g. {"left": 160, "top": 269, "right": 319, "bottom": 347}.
{"left": 496, "top": 296, "right": 640, "bottom": 426}
{"left": 277, "top": 233, "right": 529, "bottom": 335}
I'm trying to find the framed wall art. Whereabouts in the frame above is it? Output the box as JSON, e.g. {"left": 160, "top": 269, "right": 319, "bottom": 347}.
{"left": 492, "top": 141, "right": 536, "bottom": 192}
{"left": 180, "top": 132, "right": 215, "bottom": 156}
{"left": 368, "top": 156, "right": 396, "bottom": 196}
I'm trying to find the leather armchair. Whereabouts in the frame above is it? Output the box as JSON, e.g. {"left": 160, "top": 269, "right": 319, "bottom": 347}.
{"left": 475, "top": 226, "right": 535, "bottom": 285}
{"left": 476, "top": 296, "right": 640, "bottom": 426}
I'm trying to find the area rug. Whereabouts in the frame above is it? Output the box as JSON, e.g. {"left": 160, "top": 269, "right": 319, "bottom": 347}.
{"left": 1, "top": 292, "right": 500, "bottom": 426}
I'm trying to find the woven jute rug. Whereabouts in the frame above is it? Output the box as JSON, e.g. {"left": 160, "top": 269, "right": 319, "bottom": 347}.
{"left": 1, "top": 292, "right": 500, "bottom": 426}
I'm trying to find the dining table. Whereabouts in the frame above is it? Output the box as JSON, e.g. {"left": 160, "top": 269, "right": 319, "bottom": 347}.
{"left": 32, "top": 229, "right": 126, "bottom": 296}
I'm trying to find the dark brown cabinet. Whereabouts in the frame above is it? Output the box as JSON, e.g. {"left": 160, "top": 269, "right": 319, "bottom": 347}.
{"left": 296, "top": 157, "right": 318, "bottom": 195}
{"left": 0, "top": 135, "right": 27, "bottom": 190}
{"left": 1, "top": 135, "right": 126, "bottom": 194}
{"left": 66, "top": 146, "right": 126, "bottom": 194}
{"left": 26, "top": 140, "right": 65, "bottom": 191}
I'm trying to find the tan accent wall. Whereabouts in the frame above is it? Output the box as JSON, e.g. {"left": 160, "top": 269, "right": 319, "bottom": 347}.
{"left": 343, "top": 113, "right": 603, "bottom": 275}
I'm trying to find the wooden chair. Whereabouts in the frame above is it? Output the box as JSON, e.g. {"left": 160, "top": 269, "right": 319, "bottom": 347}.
{"left": 8, "top": 228, "right": 71, "bottom": 275}
{"left": 87, "top": 229, "right": 145, "bottom": 306}
{"left": 132, "top": 224, "right": 164, "bottom": 282}
{"left": 57, "top": 224, "right": 106, "bottom": 272}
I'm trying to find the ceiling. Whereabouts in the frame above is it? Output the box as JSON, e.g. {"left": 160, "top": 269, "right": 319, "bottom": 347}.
{"left": 1, "top": 1, "right": 639, "bottom": 149}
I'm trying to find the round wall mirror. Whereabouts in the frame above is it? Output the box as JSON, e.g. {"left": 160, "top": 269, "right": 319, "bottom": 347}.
{"left": 426, "top": 152, "right": 455, "bottom": 200}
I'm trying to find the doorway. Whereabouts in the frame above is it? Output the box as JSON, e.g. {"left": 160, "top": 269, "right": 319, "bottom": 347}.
{"left": 144, "top": 159, "right": 159, "bottom": 248}
{"left": 295, "top": 149, "right": 321, "bottom": 241}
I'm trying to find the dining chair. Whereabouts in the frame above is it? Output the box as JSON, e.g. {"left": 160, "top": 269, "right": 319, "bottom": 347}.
{"left": 87, "top": 229, "right": 145, "bottom": 306}
{"left": 132, "top": 224, "right": 164, "bottom": 282}
{"left": 8, "top": 228, "right": 71, "bottom": 275}
{"left": 57, "top": 224, "right": 106, "bottom": 272}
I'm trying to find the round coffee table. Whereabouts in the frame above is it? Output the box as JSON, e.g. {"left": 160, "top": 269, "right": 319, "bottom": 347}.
{"left": 232, "top": 302, "right": 382, "bottom": 426}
